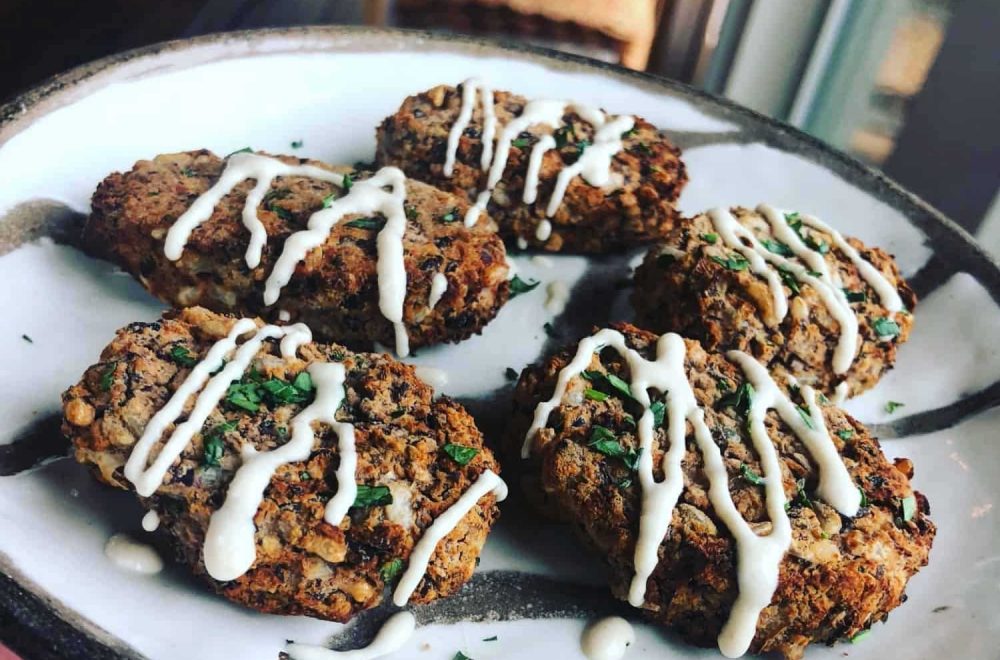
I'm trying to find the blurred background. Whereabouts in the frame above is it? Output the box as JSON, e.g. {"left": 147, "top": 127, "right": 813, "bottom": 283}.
{"left": 0, "top": 0, "right": 997, "bottom": 240}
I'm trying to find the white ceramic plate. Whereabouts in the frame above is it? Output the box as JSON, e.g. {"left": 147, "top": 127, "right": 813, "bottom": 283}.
{"left": 0, "top": 27, "right": 997, "bottom": 660}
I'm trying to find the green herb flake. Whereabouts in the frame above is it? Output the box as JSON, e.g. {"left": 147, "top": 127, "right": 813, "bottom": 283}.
{"left": 621, "top": 126, "right": 638, "bottom": 139}
{"left": 858, "top": 487, "right": 869, "bottom": 508}
{"left": 761, "top": 239, "right": 792, "bottom": 256}
{"left": 843, "top": 288, "right": 867, "bottom": 303}
{"left": 169, "top": 345, "right": 198, "bottom": 367}
{"left": 650, "top": 400, "right": 666, "bottom": 428}
{"left": 482, "top": 635, "right": 498, "bottom": 642}
{"left": 21, "top": 334, "right": 33, "bottom": 343}
{"left": 616, "top": 476, "right": 633, "bottom": 490}
{"left": 299, "top": 471, "right": 311, "bottom": 480}
{"left": 99, "top": 362, "right": 117, "bottom": 392}
{"left": 710, "top": 253, "right": 750, "bottom": 271}
{"left": 582, "top": 370, "right": 633, "bottom": 400}
{"left": 292, "top": 372, "right": 313, "bottom": 392}
{"left": 225, "top": 147, "right": 253, "bottom": 158}
{"left": 784, "top": 211, "right": 802, "bottom": 228}
{"left": 872, "top": 317, "right": 901, "bottom": 339}
{"left": 740, "top": 463, "right": 765, "bottom": 486}
{"left": 584, "top": 388, "right": 608, "bottom": 402}
{"left": 180, "top": 166, "right": 195, "bottom": 177}
{"left": 345, "top": 217, "right": 385, "bottom": 230}
{"left": 341, "top": 172, "right": 354, "bottom": 192}
{"left": 202, "top": 421, "right": 236, "bottom": 467}
{"left": 575, "top": 139, "right": 592, "bottom": 154}
{"left": 884, "top": 400, "right": 905, "bottom": 414}
{"left": 837, "top": 428, "right": 854, "bottom": 441}
{"left": 718, "top": 382, "right": 754, "bottom": 418}
{"left": 701, "top": 232, "right": 718, "bottom": 244}
{"left": 452, "top": 653, "right": 474, "bottom": 660}
{"left": 443, "top": 443, "right": 479, "bottom": 466}
{"left": 504, "top": 367, "right": 518, "bottom": 380}
{"left": 353, "top": 484, "right": 393, "bottom": 508}
{"left": 796, "top": 405, "right": 816, "bottom": 430}
{"left": 440, "top": 207, "right": 460, "bottom": 223}
{"left": 226, "top": 382, "right": 263, "bottom": 412}
{"left": 849, "top": 630, "right": 871, "bottom": 644}
{"left": 778, "top": 266, "right": 801, "bottom": 294}
{"left": 901, "top": 495, "right": 917, "bottom": 522}
{"left": 321, "top": 192, "right": 336, "bottom": 209}
{"left": 404, "top": 205, "right": 419, "bottom": 220}
{"left": 379, "top": 558, "right": 404, "bottom": 582}
{"left": 588, "top": 426, "right": 640, "bottom": 471}
{"left": 290, "top": 140, "right": 303, "bottom": 149}
{"left": 791, "top": 477, "right": 813, "bottom": 509}
{"left": 509, "top": 275, "right": 540, "bottom": 297}
{"left": 511, "top": 137, "right": 531, "bottom": 148}
{"left": 390, "top": 408, "right": 406, "bottom": 418}
{"left": 633, "top": 142, "right": 653, "bottom": 155}
{"left": 553, "top": 126, "right": 575, "bottom": 148}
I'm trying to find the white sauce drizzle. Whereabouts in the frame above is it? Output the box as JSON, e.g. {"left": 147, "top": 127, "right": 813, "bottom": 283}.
{"left": 104, "top": 534, "right": 163, "bottom": 575}
{"left": 516, "top": 236, "right": 528, "bottom": 250}
{"left": 141, "top": 510, "right": 160, "bottom": 532}
{"left": 285, "top": 611, "right": 416, "bottom": 660}
{"left": 163, "top": 152, "right": 413, "bottom": 357}
{"left": 392, "top": 469, "right": 507, "bottom": 605}
{"left": 832, "top": 382, "right": 850, "bottom": 405}
{"left": 413, "top": 365, "right": 449, "bottom": 391}
{"left": 581, "top": 616, "right": 635, "bottom": 660}
{"left": 444, "top": 79, "right": 633, "bottom": 237}
{"left": 278, "top": 309, "right": 291, "bottom": 322}
{"left": 428, "top": 273, "right": 448, "bottom": 309}
{"left": 203, "top": 361, "right": 354, "bottom": 581}
{"left": 531, "top": 255, "right": 554, "bottom": 268}
{"left": 707, "top": 204, "right": 902, "bottom": 377}
{"left": 523, "top": 329, "right": 861, "bottom": 657}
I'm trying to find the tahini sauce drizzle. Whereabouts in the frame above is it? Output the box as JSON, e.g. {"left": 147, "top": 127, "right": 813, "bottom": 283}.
{"left": 163, "top": 153, "right": 413, "bottom": 356}
{"left": 104, "top": 534, "right": 163, "bottom": 575}
{"left": 581, "top": 616, "right": 635, "bottom": 660}
{"left": 523, "top": 329, "right": 860, "bottom": 657}
{"left": 445, "top": 79, "right": 634, "bottom": 232}
{"left": 706, "top": 204, "right": 903, "bottom": 380}
{"left": 285, "top": 611, "right": 416, "bottom": 660}
{"left": 428, "top": 272, "right": 448, "bottom": 309}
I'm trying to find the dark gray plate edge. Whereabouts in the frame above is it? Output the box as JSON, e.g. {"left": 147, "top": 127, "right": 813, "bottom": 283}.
{"left": 0, "top": 25, "right": 997, "bottom": 660}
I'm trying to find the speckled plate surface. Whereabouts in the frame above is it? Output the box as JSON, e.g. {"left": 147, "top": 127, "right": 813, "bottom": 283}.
{"left": 0, "top": 26, "right": 997, "bottom": 660}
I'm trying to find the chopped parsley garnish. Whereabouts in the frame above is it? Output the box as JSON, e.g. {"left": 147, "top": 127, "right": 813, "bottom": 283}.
{"left": 321, "top": 192, "right": 336, "bottom": 209}
{"left": 900, "top": 495, "right": 917, "bottom": 522}
{"left": 290, "top": 140, "right": 303, "bottom": 149}
{"left": 701, "top": 232, "right": 718, "bottom": 244}
{"left": 620, "top": 126, "right": 638, "bottom": 139}
{"left": 740, "top": 463, "right": 765, "bottom": 486}
{"left": 226, "top": 381, "right": 263, "bottom": 412}
{"left": 582, "top": 370, "right": 633, "bottom": 400}
{"left": 390, "top": 408, "right": 405, "bottom": 418}
{"left": 587, "top": 426, "right": 640, "bottom": 471}
{"left": 169, "top": 345, "right": 198, "bottom": 367}
{"left": 345, "top": 217, "right": 385, "bottom": 230}
{"left": 443, "top": 443, "right": 479, "bottom": 466}
{"left": 21, "top": 334, "right": 32, "bottom": 343}
{"left": 440, "top": 207, "right": 460, "bottom": 223}
{"left": 511, "top": 137, "right": 531, "bottom": 148}
{"left": 452, "top": 653, "right": 473, "bottom": 660}
{"left": 761, "top": 239, "right": 792, "bottom": 256}
{"left": 778, "top": 266, "right": 800, "bottom": 294}
{"left": 615, "top": 476, "right": 633, "bottom": 490}
{"left": 225, "top": 147, "right": 253, "bottom": 158}
{"left": 836, "top": 428, "right": 854, "bottom": 440}
{"left": 718, "top": 382, "right": 754, "bottom": 417}
{"left": 268, "top": 201, "right": 293, "bottom": 221}
{"left": 543, "top": 322, "right": 558, "bottom": 338}
{"left": 99, "top": 362, "right": 117, "bottom": 392}
{"left": 509, "top": 275, "right": 540, "bottom": 297}
{"left": 843, "top": 288, "right": 867, "bottom": 303}
{"left": 884, "top": 400, "right": 905, "bottom": 414}
{"left": 649, "top": 400, "right": 666, "bottom": 428}
{"left": 482, "top": 635, "right": 498, "bottom": 642}
{"left": 574, "top": 139, "right": 592, "bottom": 154}
{"left": 180, "top": 166, "right": 195, "bottom": 177}
{"left": 633, "top": 143, "right": 653, "bottom": 155}
{"left": 553, "top": 125, "right": 575, "bottom": 148}
{"left": 404, "top": 205, "right": 419, "bottom": 220}
{"left": 202, "top": 421, "right": 235, "bottom": 467}
{"left": 341, "top": 173, "right": 354, "bottom": 192}
{"left": 261, "top": 377, "right": 312, "bottom": 404}
{"left": 710, "top": 253, "right": 750, "bottom": 271}
{"left": 872, "top": 317, "right": 901, "bottom": 339}
{"left": 786, "top": 477, "right": 813, "bottom": 511}
{"left": 858, "top": 487, "right": 869, "bottom": 508}
{"left": 299, "top": 471, "right": 311, "bottom": 480}
{"left": 717, "top": 377, "right": 731, "bottom": 391}
{"left": 584, "top": 388, "right": 608, "bottom": 402}
{"left": 293, "top": 372, "right": 313, "bottom": 392}
{"left": 849, "top": 630, "right": 871, "bottom": 644}
{"left": 504, "top": 367, "right": 518, "bottom": 380}
{"left": 796, "top": 405, "right": 816, "bottom": 429}
{"left": 784, "top": 211, "right": 802, "bottom": 229}
{"left": 353, "top": 484, "right": 393, "bottom": 508}
{"left": 379, "top": 558, "right": 404, "bottom": 582}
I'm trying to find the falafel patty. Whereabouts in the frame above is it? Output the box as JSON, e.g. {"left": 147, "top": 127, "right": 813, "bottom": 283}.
{"left": 84, "top": 150, "right": 510, "bottom": 354}
{"left": 375, "top": 81, "right": 687, "bottom": 253}
{"left": 632, "top": 205, "right": 916, "bottom": 399}
{"left": 508, "top": 322, "right": 933, "bottom": 659}
{"left": 62, "top": 306, "right": 504, "bottom": 621}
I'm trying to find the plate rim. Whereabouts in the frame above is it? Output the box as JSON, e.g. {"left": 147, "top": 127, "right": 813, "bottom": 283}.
{"left": 0, "top": 24, "right": 997, "bottom": 660}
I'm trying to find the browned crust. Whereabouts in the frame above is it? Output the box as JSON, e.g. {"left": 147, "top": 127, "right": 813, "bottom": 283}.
{"left": 84, "top": 150, "right": 511, "bottom": 351}
{"left": 506, "top": 323, "right": 934, "bottom": 659}
{"left": 61, "top": 306, "right": 502, "bottom": 622}
{"left": 375, "top": 83, "right": 687, "bottom": 253}
{"left": 632, "top": 208, "right": 917, "bottom": 398}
